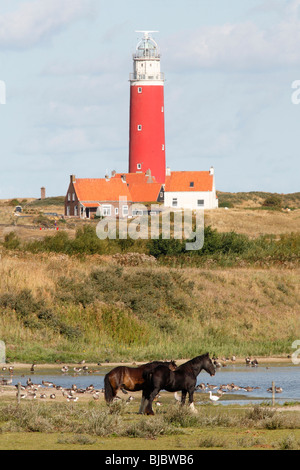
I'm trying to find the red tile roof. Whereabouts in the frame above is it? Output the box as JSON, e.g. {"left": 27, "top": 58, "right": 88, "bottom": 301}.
{"left": 129, "top": 182, "right": 162, "bottom": 202}
{"left": 74, "top": 178, "right": 132, "bottom": 202}
{"left": 165, "top": 171, "right": 213, "bottom": 192}
{"left": 114, "top": 172, "right": 161, "bottom": 202}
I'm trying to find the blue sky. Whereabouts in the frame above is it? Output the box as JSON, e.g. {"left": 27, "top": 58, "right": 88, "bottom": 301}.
{"left": 0, "top": 0, "right": 300, "bottom": 198}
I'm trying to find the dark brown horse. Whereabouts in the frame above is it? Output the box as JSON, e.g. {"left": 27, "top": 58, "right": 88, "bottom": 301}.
{"left": 104, "top": 360, "right": 177, "bottom": 412}
{"left": 143, "top": 353, "right": 215, "bottom": 415}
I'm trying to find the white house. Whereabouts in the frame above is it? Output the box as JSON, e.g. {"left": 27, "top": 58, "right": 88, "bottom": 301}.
{"left": 164, "top": 168, "right": 218, "bottom": 210}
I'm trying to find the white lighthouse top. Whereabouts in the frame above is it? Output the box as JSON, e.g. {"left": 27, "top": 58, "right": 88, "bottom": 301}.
{"left": 134, "top": 31, "right": 160, "bottom": 59}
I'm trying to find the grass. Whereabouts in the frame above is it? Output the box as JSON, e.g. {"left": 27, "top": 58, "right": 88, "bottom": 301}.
{"left": 0, "top": 250, "right": 299, "bottom": 363}
{"left": 0, "top": 400, "right": 299, "bottom": 450}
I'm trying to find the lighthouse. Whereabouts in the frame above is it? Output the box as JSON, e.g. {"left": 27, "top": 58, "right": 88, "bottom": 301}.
{"left": 128, "top": 31, "right": 166, "bottom": 184}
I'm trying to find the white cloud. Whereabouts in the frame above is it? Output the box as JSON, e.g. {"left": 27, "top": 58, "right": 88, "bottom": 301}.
{"left": 0, "top": 0, "right": 97, "bottom": 49}
{"left": 165, "top": 0, "right": 300, "bottom": 71}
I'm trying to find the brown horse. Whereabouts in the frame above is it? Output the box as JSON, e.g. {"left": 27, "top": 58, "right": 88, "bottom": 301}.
{"left": 104, "top": 360, "right": 177, "bottom": 412}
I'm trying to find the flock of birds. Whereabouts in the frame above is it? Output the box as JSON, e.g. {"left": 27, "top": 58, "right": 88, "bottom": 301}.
{"left": 0, "top": 363, "right": 105, "bottom": 402}
{"left": 0, "top": 357, "right": 284, "bottom": 404}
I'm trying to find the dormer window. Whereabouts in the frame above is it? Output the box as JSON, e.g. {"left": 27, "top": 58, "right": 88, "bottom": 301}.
{"left": 137, "top": 125, "right": 142, "bottom": 131}
{"left": 190, "top": 182, "right": 194, "bottom": 188}
{"left": 137, "top": 163, "right": 142, "bottom": 170}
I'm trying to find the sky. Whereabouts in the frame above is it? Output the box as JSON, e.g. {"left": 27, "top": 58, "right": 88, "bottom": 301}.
{"left": 0, "top": 0, "right": 300, "bottom": 198}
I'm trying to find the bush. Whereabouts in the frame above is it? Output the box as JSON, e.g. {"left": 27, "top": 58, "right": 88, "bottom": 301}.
{"left": 3, "top": 232, "right": 20, "bottom": 250}
{"left": 262, "top": 195, "right": 282, "bottom": 208}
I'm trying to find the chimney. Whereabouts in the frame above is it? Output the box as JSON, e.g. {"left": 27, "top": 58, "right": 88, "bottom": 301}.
{"left": 41, "top": 187, "right": 46, "bottom": 200}
{"left": 111, "top": 170, "right": 116, "bottom": 177}
{"left": 166, "top": 167, "right": 171, "bottom": 176}
{"left": 209, "top": 167, "right": 214, "bottom": 176}
{"left": 105, "top": 174, "right": 110, "bottom": 181}
{"left": 146, "top": 169, "right": 153, "bottom": 183}
{"left": 70, "top": 175, "right": 76, "bottom": 184}
{"left": 121, "top": 174, "right": 126, "bottom": 183}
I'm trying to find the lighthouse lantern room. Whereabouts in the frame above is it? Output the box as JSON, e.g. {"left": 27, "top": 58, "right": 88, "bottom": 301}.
{"left": 128, "top": 31, "right": 166, "bottom": 184}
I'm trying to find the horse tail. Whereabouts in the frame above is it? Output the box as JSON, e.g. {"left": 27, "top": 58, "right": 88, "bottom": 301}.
{"left": 104, "top": 373, "right": 115, "bottom": 403}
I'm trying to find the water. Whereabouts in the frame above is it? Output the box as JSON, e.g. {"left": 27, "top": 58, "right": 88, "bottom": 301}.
{"left": 3, "top": 362, "right": 300, "bottom": 405}
{"left": 195, "top": 363, "right": 300, "bottom": 405}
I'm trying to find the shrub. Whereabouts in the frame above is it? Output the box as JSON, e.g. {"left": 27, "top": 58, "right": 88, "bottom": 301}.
{"left": 3, "top": 232, "right": 20, "bottom": 250}
{"left": 262, "top": 195, "right": 282, "bottom": 208}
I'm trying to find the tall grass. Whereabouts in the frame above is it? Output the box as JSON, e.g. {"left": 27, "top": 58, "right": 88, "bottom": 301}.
{"left": 0, "top": 249, "right": 298, "bottom": 362}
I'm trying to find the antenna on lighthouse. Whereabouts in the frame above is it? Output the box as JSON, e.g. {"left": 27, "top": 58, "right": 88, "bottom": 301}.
{"left": 135, "top": 30, "right": 159, "bottom": 39}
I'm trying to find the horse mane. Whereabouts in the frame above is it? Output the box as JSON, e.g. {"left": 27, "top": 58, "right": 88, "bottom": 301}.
{"left": 178, "top": 353, "right": 209, "bottom": 369}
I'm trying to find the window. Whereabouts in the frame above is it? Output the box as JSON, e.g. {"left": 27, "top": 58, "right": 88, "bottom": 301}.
{"left": 162, "top": 144, "right": 164, "bottom": 151}
{"left": 132, "top": 209, "right": 143, "bottom": 216}
{"left": 115, "top": 207, "right": 119, "bottom": 216}
{"left": 66, "top": 206, "right": 70, "bottom": 216}
{"left": 161, "top": 106, "right": 164, "bottom": 112}
{"left": 197, "top": 199, "right": 204, "bottom": 207}
{"left": 74, "top": 206, "right": 78, "bottom": 216}
{"left": 137, "top": 125, "right": 142, "bottom": 131}
{"left": 137, "top": 163, "right": 142, "bottom": 170}
{"left": 102, "top": 205, "right": 111, "bottom": 216}
{"left": 172, "top": 198, "right": 178, "bottom": 207}
{"left": 72, "top": 193, "right": 75, "bottom": 201}
{"left": 138, "top": 87, "right": 142, "bottom": 93}
{"left": 190, "top": 182, "right": 194, "bottom": 188}
{"left": 122, "top": 205, "right": 129, "bottom": 216}
{"left": 67, "top": 193, "right": 71, "bottom": 201}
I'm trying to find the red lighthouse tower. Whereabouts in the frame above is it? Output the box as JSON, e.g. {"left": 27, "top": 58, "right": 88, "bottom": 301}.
{"left": 128, "top": 31, "right": 166, "bottom": 184}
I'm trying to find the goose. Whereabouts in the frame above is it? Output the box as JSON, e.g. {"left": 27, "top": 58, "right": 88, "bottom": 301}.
{"left": 42, "top": 380, "right": 54, "bottom": 387}
{"left": 196, "top": 383, "right": 206, "bottom": 390}
{"left": 50, "top": 394, "right": 56, "bottom": 399}
{"left": 275, "top": 387, "right": 283, "bottom": 393}
{"left": 40, "top": 394, "right": 47, "bottom": 399}
{"left": 207, "top": 383, "right": 218, "bottom": 390}
{"left": 83, "top": 366, "right": 89, "bottom": 371}
{"left": 155, "top": 401, "right": 162, "bottom": 406}
{"left": 208, "top": 391, "right": 220, "bottom": 402}
{"left": 231, "top": 355, "right": 236, "bottom": 362}
{"left": 73, "top": 367, "right": 82, "bottom": 373}
{"left": 61, "top": 366, "right": 69, "bottom": 373}
{"left": 92, "top": 392, "right": 100, "bottom": 400}
{"left": 126, "top": 395, "right": 134, "bottom": 404}
{"left": 67, "top": 396, "right": 78, "bottom": 402}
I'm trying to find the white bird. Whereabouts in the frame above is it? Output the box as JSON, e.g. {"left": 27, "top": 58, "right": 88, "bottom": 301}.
{"left": 209, "top": 391, "right": 220, "bottom": 402}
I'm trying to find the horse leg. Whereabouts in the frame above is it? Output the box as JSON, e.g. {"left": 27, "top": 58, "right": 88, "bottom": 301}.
{"left": 181, "top": 390, "right": 187, "bottom": 406}
{"left": 188, "top": 389, "right": 198, "bottom": 414}
{"left": 144, "top": 388, "right": 159, "bottom": 415}
{"left": 138, "top": 393, "right": 149, "bottom": 414}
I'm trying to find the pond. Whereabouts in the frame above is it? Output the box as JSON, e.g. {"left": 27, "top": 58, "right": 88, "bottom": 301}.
{"left": 3, "top": 362, "right": 299, "bottom": 405}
